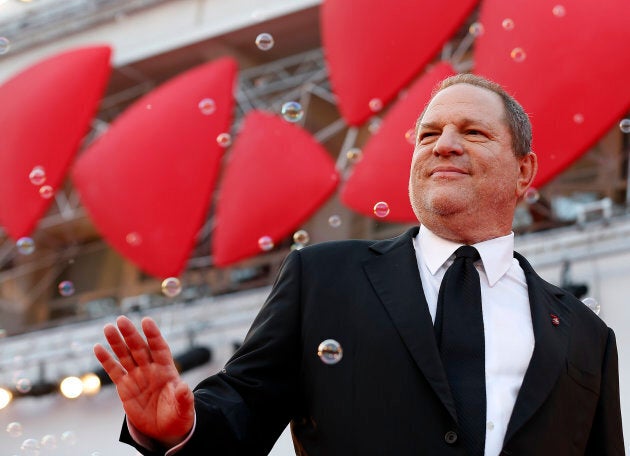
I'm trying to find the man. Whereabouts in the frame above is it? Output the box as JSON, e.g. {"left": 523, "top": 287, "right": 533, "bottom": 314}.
{"left": 94, "top": 74, "right": 625, "bottom": 455}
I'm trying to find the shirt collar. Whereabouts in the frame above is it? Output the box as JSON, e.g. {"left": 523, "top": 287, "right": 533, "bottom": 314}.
{"left": 418, "top": 224, "right": 515, "bottom": 287}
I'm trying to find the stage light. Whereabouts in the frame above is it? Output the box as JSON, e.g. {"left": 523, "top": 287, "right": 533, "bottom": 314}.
{"left": 59, "top": 376, "right": 83, "bottom": 399}
{"left": 0, "top": 387, "right": 12, "bottom": 409}
{"left": 81, "top": 373, "right": 101, "bottom": 395}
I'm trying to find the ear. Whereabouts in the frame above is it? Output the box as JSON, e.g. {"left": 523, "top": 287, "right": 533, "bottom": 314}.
{"left": 515, "top": 152, "right": 538, "bottom": 199}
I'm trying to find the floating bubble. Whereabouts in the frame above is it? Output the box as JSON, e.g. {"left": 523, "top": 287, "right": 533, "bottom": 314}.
{"left": 281, "top": 101, "right": 304, "bottom": 122}
{"left": 619, "top": 119, "right": 630, "bottom": 133}
{"left": 317, "top": 339, "right": 343, "bottom": 365}
{"left": 468, "top": 22, "right": 485, "bottom": 37}
{"left": 552, "top": 4, "right": 566, "bottom": 17}
{"left": 346, "top": 148, "right": 363, "bottom": 163}
{"left": 198, "top": 98, "right": 216, "bottom": 115}
{"left": 524, "top": 188, "right": 540, "bottom": 204}
{"left": 367, "top": 117, "right": 382, "bottom": 134}
{"left": 40, "top": 434, "right": 57, "bottom": 450}
{"left": 28, "top": 166, "right": 46, "bottom": 186}
{"left": 17, "top": 237, "right": 35, "bottom": 255}
{"left": 582, "top": 297, "right": 600, "bottom": 315}
{"left": 290, "top": 243, "right": 304, "bottom": 251}
{"left": 502, "top": 18, "right": 515, "bottom": 30}
{"left": 368, "top": 98, "right": 383, "bottom": 113}
{"left": 255, "top": 33, "right": 274, "bottom": 51}
{"left": 0, "top": 37, "right": 10, "bottom": 55}
{"left": 510, "top": 47, "right": 526, "bottom": 63}
{"left": 161, "top": 277, "right": 182, "bottom": 298}
{"left": 373, "top": 201, "right": 390, "bottom": 218}
{"left": 6, "top": 422, "right": 23, "bottom": 437}
{"left": 216, "top": 132, "right": 232, "bottom": 148}
{"left": 60, "top": 430, "right": 77, "bottom": 446}
{"left": 292, "top": 229, "right": 310, "bottom": 245}
{"left": 39, "top": 185, "right": 54, "bottom": 199}
{"left": 20, "top": 438, "right": 40, "bottom": 454}
{"left": 328, "top": 215, "right": 342, "bottom": 228}
{"left": 125, "top": 232, "right": 142, "bottom": 246}
{"left": 146, "top": 104, "right": 153, "bottom": 110}
{"left": 58, "top": 280, "right": 75, "bottom": 297}
{"left": 404, "top": 128, "right": 416, "bottom": 145}
{"left": 15, "top": 377, "right": 31, "bottom": 393}
{"left": 573, "top": 113, "right": 584, "bottom": 124}
{"left": 258, "top": 235, "right": 274, "bottom": 252}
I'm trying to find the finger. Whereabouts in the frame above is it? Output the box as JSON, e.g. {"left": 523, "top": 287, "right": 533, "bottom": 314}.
{"left": 103, "top": 322, "right": 138, "bottom": 373}
{"left": 174, "top": 381, "right": 195, "bottom": 423}
{"left": 141, "top": 317, "right": 176, "bottom": 367}
{"left": 117, "top": 315, "right": 153, "bottom": 366}
{"left": 93, "top": 343, "right": 128, "bottom": 384}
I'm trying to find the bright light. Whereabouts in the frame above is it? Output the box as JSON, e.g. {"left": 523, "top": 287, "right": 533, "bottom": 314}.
{"left": 81, "top": 373, "right": 101, "bottom": 395}
{"left": 59, "top": 376, "right": 83, "bottom": 399}
{"left": 0, "top": 387, "right": 13, "bottom": 409}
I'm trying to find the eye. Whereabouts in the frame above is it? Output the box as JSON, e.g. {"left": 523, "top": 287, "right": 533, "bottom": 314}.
{"left": 418, "top": 131, "right": 438, "bottom": 143}
{"left": 466, "top": 129, "right": 482, "bottom": 136}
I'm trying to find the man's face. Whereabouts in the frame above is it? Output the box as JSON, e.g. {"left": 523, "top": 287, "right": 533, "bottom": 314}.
{"left": 409, "top": 83, "right": 532, "bottom": 236}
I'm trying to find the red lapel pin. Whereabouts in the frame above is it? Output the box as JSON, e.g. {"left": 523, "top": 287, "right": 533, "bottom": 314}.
{"left": 550, "top": 313, "right": 560, "bottom": 327}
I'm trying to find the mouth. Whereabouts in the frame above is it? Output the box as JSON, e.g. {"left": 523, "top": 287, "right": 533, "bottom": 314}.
{"left": 429, "top": 166, "right": 468, "bottom": 177}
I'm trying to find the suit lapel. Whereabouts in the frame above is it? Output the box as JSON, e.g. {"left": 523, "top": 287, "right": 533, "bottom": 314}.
{"left": 362, "top": 227, "right": 457, "bottom": 421}
{"left": 504, "top": 252, "right": 572, "bottom": 444}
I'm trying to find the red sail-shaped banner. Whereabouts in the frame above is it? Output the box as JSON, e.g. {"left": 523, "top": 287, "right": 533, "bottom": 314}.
{"left": 212, "top": 111, "right": 339, "bottom": 267}
{"left": 321, "top": 0, "right": 478, "bottom": 126}
{"left": 73, "top": 57, "right": 237, "bottom": 278}
{"left": 0, "top": 46, "right": 111, "bottom": 239}
{"left": 341, "top": 62, "right": 455, "bottom": 222}
{"left": 474, "top": 0, "right": 630, "bottom": 188}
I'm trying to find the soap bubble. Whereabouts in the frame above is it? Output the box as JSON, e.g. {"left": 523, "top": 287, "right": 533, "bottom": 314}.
{"left": 39, "top": 185, "right": 54, "bottom": 199}
{"left": 216, "top": 132, "right": 232, "bottom": 148}
{"left": 368, "top": 98, "right": 383, "bottom": 113}
{"left": 29, "top": 166, "right": 46, "bottom": 186}
{"left": 619, "top": 119, "right": 630, "bottom": 133}
{"left": 317, "top": 339, "right": 343, "bottom": 365}
{"left": 161, "top": 277, "right": 182, "bottom": 298}
{"left": 502, "top": 18, "right": 515, "bottom": 31}
{"left": 255, "top": 33, "right": 274, "bottom": 51}
{"left": 258, "top": 236, "right": 274, "bottom": 252}
{"left": 292, "top": 229, "right": 310, "bottom": 245}
{"left": 17, "top": 237, "right": 35, "bottom": 255}
{"left": 373, "top": 201, "right": 390, "bottom": 218}
{"left": 510, "top": 47, "right": 526, "bottom": 62}
{"left": 6, "top": 422, "right": 23, "bottom": 437}
{"left": 198, "top": 98, "right": 216, "bottom": 115}
{"left": 328, "top": 215, "right": 342, "bottom": 228}
{"left": 582, "top": 297, "right": 600, "bottom": 315}
{"left": 524, "top": 188, "right": 540, "bottom": 204}
{"left": 468, "top": 22, "right": 485, "bottom": 37}
{"left": 552, "top": 5, "right": 566, "bottom": 17}
{"left": 58, "top": 280, "right": 75, "bottom": 297}
{"left": 281, "top": 101, "right": 304, "bottom": 122}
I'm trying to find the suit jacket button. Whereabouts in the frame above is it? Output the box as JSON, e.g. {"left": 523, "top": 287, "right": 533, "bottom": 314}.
{"left": 444, "top": 430, "right": 458, "bottom": 444}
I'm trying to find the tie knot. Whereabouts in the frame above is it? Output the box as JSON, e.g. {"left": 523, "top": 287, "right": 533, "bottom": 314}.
{"left": 454, "top": 245, "right": 480, "bottom": 261}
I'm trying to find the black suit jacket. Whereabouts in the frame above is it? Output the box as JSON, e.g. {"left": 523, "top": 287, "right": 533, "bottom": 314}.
{"left": 122, "top": 227, "right": 624, "bottom": 455}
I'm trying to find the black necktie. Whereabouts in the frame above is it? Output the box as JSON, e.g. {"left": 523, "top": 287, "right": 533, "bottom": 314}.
{"left": 434, "top": 246, "right": 486, "bottom": 456}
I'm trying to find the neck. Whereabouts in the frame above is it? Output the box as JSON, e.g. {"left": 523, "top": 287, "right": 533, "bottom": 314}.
{"left": 420, "top": 213, "right": 513, "bottom": 245}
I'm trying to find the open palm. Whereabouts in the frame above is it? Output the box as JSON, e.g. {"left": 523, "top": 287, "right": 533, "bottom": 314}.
{"left": 94, "top": 316, "right": 194, "bottom": 448}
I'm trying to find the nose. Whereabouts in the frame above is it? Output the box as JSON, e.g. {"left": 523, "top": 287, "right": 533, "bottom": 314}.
{"left": 432, "top": 127, "right": 463, "bottom": 157}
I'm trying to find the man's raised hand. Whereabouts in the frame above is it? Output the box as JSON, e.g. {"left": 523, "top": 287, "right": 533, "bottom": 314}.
{"left": 93, "top": 316, "right": 194, "bottom": 448}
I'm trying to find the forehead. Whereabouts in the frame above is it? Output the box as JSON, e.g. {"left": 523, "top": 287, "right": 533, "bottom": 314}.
{"left": 422, "top": 83, "right": 506, "bottom": 124}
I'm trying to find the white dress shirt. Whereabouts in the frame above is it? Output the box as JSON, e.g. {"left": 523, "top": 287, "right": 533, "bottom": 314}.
{"left": 413, "top": 225, "right": 534, "bottom": 456}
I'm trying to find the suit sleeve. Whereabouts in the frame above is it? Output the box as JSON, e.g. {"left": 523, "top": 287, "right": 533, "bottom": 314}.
{"left": 585, "top": 328, "right": 626, "bottom": 455}
{"left": 120, "top": 250, "right": 304, "bottom": 455}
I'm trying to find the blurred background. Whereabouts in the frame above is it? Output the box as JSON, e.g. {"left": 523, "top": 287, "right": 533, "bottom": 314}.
{"left": 0, "top": 0, "right": 628, "bottom": 454}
